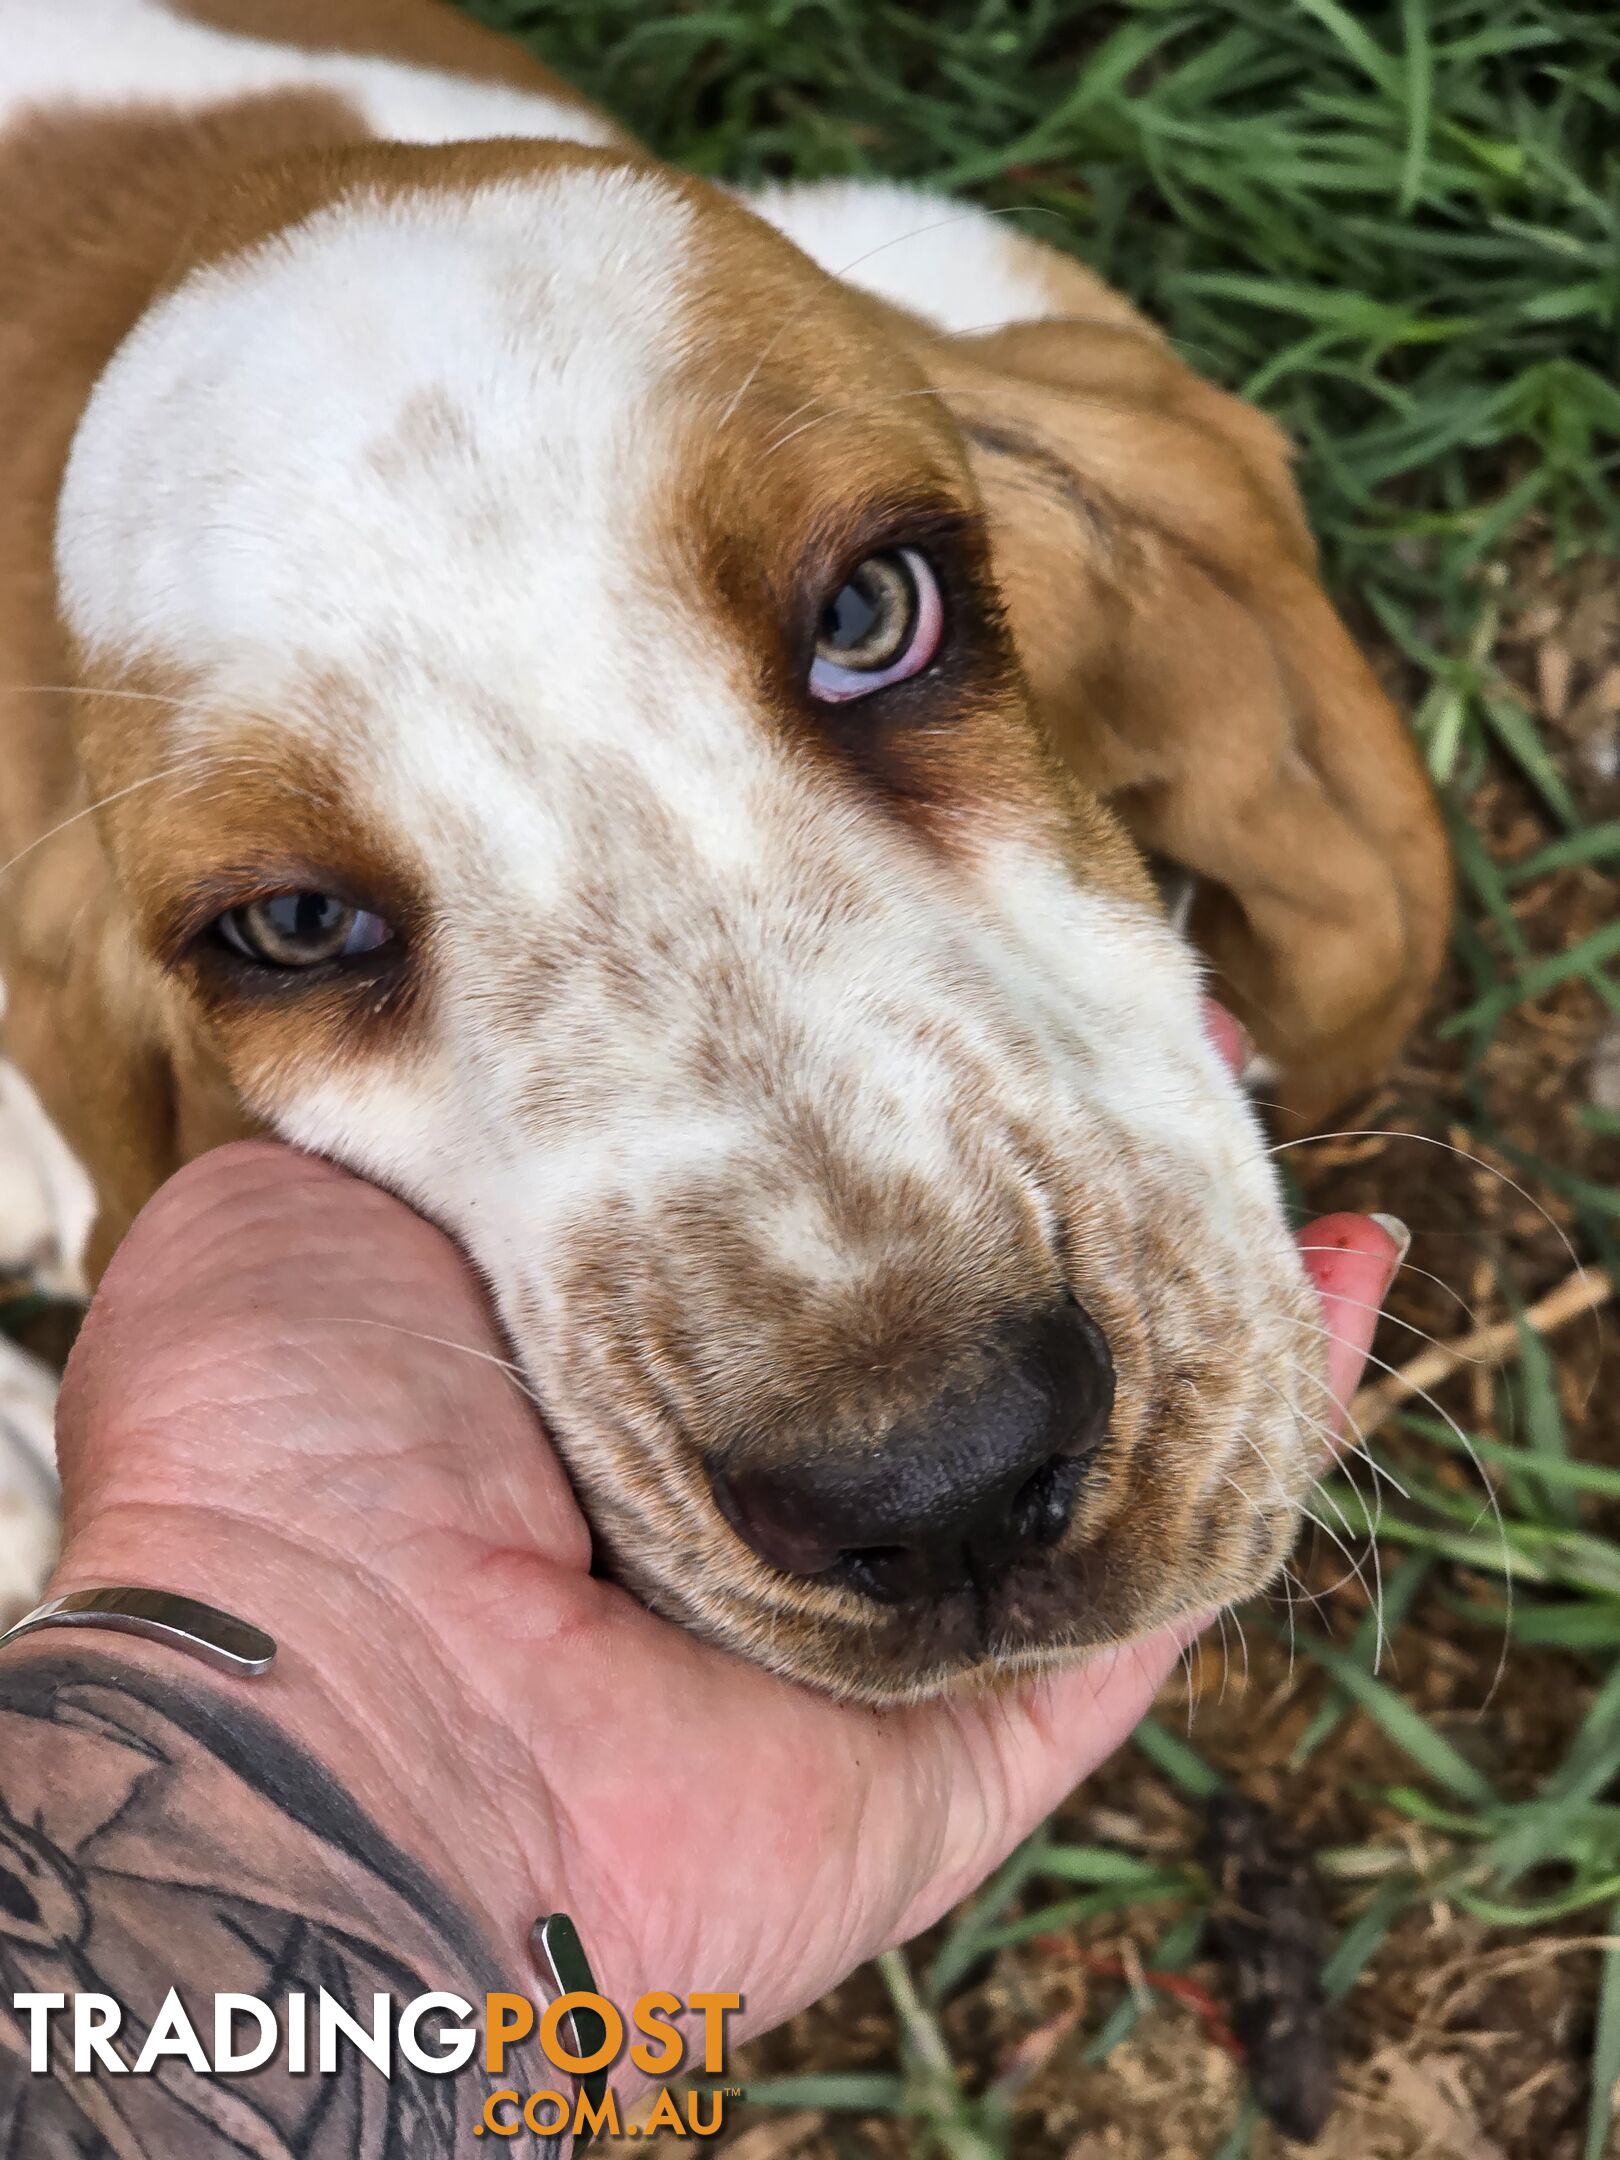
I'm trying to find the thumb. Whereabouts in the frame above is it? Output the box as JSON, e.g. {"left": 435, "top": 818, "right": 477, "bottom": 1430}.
{"left": 54, "top": 1140, "right": 584, "bottom": 1563}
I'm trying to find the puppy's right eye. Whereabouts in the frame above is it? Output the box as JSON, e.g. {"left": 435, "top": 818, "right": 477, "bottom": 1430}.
{"left": 809, "top": 548, "right": 942, "bottom": 703}
{"left": 214, "top": 892, "right": 393, "bottom": 969}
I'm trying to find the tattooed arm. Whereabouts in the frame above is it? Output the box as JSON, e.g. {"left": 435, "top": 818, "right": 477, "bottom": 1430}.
{"left": 0, "top": 1150, "right": 614, "bottom": 2157}
{"left": 0, "top": 1646, "right": 561, "bottom": 2157}
{"left": 1, "top": 1144, "right": 1398, "bottom": 2156}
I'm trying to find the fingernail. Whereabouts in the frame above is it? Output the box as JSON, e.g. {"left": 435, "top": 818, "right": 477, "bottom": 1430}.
{"left": 1368, "top": 1212, "right": 1411, "bottom": 1270}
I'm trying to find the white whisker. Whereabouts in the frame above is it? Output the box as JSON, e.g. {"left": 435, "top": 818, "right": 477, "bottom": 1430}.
{"left": 763, "top": 384, "right": 947, "bottom": 458}
{"left": 1290, "top": 1281, "right": 1495, "bottom": 1367}
{"left": 1291, "top": 1243, "right": 1481, "bottom": 1324}
{"left": 0, "top": 752, "right": 246, "bottom": 887}
{"left": 0, "top": 680, "right": 198, "bottom": 710}
{"left": 321, "top": 1317, "right": 548, "bottom": 1418}
{"left": 713, "top": 201, "right": 1067, "bottom": 432}
{"left": 1275, "top": 1130, "right": 1598, "bottom": 1403}
{"left": 1298, "top": 1499, "right": 1381, "bottom": 1623}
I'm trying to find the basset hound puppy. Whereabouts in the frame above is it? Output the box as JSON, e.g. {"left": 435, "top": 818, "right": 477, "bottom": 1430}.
{"left": 0, "top": 0, "right": 1448, "bottom": 1697}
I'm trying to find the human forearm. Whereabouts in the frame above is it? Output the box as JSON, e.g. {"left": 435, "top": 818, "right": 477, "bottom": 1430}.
{"left": 0, "top": 1639, "right": 562, "bottom": 2157}
{"left": 0, "top": 1140, "right": 1400, "bottom": 2160}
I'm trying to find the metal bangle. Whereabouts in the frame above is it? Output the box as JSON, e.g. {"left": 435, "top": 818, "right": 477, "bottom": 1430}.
{"left": 0, "top": 1586, "right": 277, "bottom": 1676}
{"left": 531, "top": 1911, "right": 609, "bottom": 2152}
{"left": 4, "top": 1599, "right": 611, "bottom": 2145}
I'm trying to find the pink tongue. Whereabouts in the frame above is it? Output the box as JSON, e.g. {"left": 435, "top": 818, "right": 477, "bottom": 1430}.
{"left": 1201, "top": 998, "right": 1252, "bottom": 1077}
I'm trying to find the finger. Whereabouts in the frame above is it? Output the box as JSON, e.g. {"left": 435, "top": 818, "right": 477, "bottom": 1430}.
{"left": 894, "top": 1208, "right": 1403, "bottom": 1929}
{"left": 56, "top": 1141, "right": 586, "bottom": 1563}
{"left": 1296, "top": 1209, "right": 1405, "bottom": 1419}
{"left": 882, "top": 1620, "right": 1188, "bottom": 1948}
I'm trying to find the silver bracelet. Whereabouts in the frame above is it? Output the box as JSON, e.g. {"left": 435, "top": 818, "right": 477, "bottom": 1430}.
{"left": 2, "top": 1588, "right": 610, "bottom": 2149}
{"left": 531, "top": 1911, "right": 610, "bottom": 2151}
{"left": 0, "top": 1585, "right": 277, "bottom": 1675}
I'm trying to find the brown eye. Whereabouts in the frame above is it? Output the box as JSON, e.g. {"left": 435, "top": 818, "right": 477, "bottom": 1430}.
{"left": 810, "top": 548, "right": 943, "bottom": 702}
{"left": 215, "top": 892, "right": 391, "bottom": 969}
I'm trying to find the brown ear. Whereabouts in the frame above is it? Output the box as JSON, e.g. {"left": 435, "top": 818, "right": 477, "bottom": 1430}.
{"left": 914, "top": 304, "right": 1451, "bottom": 1124}
{"left": 0, "top": 817, "right": 255, "bottom": 1281}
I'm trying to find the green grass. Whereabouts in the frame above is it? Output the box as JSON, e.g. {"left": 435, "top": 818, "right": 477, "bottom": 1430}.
{"left": 447, "top": 4, "right": 1620, "bottom": 2151}
{"left": 459, "top": 0, "right": 1620, "bottom": 772}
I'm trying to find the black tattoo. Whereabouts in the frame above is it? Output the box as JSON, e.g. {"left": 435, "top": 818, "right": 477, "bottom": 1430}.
{"left": 0, "top": 1651, "right": 558, "bottom": 2157}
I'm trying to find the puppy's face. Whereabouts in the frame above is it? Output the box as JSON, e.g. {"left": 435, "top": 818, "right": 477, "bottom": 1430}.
{"left": 59, "top": 146, "right": 1321, "bottom": 1701}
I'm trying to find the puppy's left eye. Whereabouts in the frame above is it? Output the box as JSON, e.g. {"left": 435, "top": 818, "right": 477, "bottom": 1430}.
{"left": 809, "top": 547, "right": 942, "bottom": 702}
{"left": 214, "top": 892, "right": 393, "bottom": 969}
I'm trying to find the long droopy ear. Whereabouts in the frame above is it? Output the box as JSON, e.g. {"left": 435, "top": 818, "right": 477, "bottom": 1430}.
{"left": 907, "top": 280, "right": 1452, "bottom": 1126}
{"left": 0, "top": 810, "right": 254, "bottom": 1282}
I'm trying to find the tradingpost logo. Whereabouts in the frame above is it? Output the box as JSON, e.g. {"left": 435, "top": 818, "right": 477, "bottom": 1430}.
{"left": 12, "top": 1985, "right": 743, "bottom": 2143}
{"left": 475, "top": 1987, "right": 740, "bottom": 2141}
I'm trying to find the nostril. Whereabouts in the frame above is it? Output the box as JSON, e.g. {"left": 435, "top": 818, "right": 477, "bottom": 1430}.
{"left": 709, "top": 1293, "right": 1112, "bottom": 1600}
{"left": 1010, "top": 1452, "right": 1086, "bottom": 1549}
{"left": 708, "top": 1467, "right": 845, "bottom": 1578}
{"left": 832, "top": 1544, "right": 915, "bottom": 1603}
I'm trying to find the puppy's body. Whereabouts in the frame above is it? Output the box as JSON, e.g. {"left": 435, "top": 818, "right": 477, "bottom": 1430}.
{"left": 0, "top": 1, "right": 1448, "bottom": 1690}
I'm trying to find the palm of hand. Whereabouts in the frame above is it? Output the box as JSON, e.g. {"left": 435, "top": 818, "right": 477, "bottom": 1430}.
{"left": 50, "top": 1144, "right": 1394, "bottom": 2056}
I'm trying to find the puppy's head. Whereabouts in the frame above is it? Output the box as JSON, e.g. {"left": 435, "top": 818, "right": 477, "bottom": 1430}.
{"left": 58, "top": 143, "right": 1329, "bottom": 1700}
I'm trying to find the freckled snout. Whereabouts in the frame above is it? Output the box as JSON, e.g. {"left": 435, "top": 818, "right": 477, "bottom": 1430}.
{"left": 708, "top": 1298, "right": 1114, "bottom": 1604}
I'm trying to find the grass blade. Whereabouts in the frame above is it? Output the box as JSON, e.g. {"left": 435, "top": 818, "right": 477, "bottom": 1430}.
{"left": 1294, "top": 1636, "right": 1498, "bottom": 1804}
{"left": 1132, "top": 1716, "right": 1227, "bottom": 1799}
{"left": 1586, "top": 1902, "right": 1620, "bottom": 2160}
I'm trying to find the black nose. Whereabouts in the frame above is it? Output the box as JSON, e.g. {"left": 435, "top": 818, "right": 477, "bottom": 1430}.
{"left": 709, "top": 1299, "right": 1114, "bottom": 1603}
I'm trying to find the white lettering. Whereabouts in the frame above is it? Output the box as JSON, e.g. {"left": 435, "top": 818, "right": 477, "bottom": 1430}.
{"left": 317, "top": 1991, "right": 390, "bottom": 2076}
{"left": 213, "top": 1995, "right": 277, "bottom": 2074}
{"left": 73, "top": 1995, "right": 124, "bottom": 2075}
{"left": 398, "top": 1993, "right": 476, "bottom": 2074}
{"left": 11, "top": 1993, "right": 65, "bottom": 2074}
{"left": 132, "top": 1989, "right": 209, "bottom": 2075}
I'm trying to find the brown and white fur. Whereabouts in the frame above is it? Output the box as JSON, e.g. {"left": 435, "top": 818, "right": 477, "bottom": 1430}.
{"left": 0, "top": 0, "right": 1449, "bottom": 1698}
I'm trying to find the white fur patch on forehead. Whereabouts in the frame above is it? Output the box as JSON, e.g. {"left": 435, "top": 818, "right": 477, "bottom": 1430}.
{"left": 0, "top": 0, "right": 620, "bottom": 149}
{"left": 742, "top": 180, "right": 1062, "bottom": 336}
{"left": 57, "top": 165, "right": 696, "bottom": 670}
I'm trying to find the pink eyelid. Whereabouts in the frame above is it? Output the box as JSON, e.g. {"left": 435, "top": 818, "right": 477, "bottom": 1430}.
{"left": 808, "top": 548, "right": 943, "bottom": 703}
{"left": 345, "top": 910, "right": 394, "bottom": 955}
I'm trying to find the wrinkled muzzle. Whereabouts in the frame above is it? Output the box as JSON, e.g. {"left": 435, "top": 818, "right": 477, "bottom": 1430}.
{"left": 421, "top": 816, "right": 1323, "bottom": 1704}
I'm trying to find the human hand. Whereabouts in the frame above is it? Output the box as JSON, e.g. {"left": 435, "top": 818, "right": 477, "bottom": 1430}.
{"left": 38, "top": 1134, "right": 1399, "bottom": 2075}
